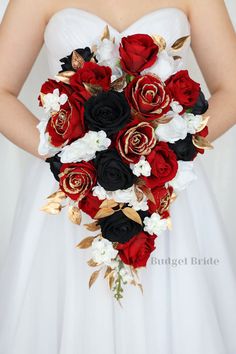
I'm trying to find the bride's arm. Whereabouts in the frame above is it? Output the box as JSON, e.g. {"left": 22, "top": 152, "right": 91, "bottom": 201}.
{"left": 0, "top": 0, "right": 49, "bottom": 159}
{"left": 188, "top": 0, "right": 236, "bottom": 142}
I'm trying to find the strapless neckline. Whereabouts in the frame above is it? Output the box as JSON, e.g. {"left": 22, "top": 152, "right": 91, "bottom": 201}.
{"left": 44, "top": 7, "right": 190, "bottom": 38}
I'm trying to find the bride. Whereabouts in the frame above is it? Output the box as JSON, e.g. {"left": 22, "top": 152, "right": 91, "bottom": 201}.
{"left": 0, "top": 0, "right": 236, "bottom": 353}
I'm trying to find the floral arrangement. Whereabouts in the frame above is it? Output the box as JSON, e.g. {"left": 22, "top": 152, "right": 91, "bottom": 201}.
{"left": 37, "top": 25, "right": 213, "bottom": 303}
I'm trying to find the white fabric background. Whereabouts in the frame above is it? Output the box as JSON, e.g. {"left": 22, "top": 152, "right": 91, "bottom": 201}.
{"left": 0, "top": 0, "right": 235, "bottom": 269}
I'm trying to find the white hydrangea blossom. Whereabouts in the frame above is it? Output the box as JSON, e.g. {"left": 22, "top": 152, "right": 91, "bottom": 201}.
{"left": 36, "top": 120, "right": 62, "bottom": 156}
{"left": 183, "top": 113, "right": 203, "bottom": 134}
{"left": 92, "top": 185, "right": 149, "bottom": 211}
{"left": 130, "top": 156, "right": 151, "bottom": 177}
{"left": 59, "top": 130, "right": 111, "bottom": 163}
{"left": 155, "top": 112, "right": 188, "bottom": 143}
{"left": 143, "top": 213, "right": 168, "bottom": 236}
{"left": 42, "top": 89, "right": 68, "bottom": 113}
{"left": 168, "top": 161, "right": 197, "bottom": 192}
{"left": 91, "top": 236, "right": 118, "bottom": 267}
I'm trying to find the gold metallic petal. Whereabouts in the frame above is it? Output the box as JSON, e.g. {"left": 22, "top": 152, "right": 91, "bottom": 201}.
{"left": 89, "top": 270, "right": 100, "bottom": 288}
{"left": 110, "top": 75, "right": 127, "bottom": 91}
{"left": 84, "top": 221, "right": 100, "bottom": 232}
{"left": 100, "top": 24, "right": 110, "bottom": 41}
{"left": 87, "top": 259, "right": 100, "bottom": 267}
{"left": 83, "top": 82, "right": 103, "bottom": 95}
{"left": 40, "top": 202, "right": 62, "bottom": 215}
{"left": 195, "top": 115, "right": 210, "bottom": 133}
{"left": 99, "top": 199, "right": 118, "bottom": 209}
{"left": 68, "top": 205, "right": 82, "bottom": 225}
{"left": 122, "top": 207, "right": 142, "bottom": 225}
{"left": 151, "top": 34, "right": 166, "bottom": 51}
{"left": 171, "top": 35, "right": 190, "bottom": 50}
{"left": 76, "top": 236, "right": 95, "bottom": 249}
{"left": 192, "top": 135, "right": 214, "bottom": 150}
{"left": 71, "top": 51, "right": 85, "bottom": 70}
{"left": 94, "top": 207, "right": 115, "bottom": 219}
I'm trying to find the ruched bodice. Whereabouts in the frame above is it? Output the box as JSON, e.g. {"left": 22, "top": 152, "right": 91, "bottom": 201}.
{"left": 43, "top": 7, "right": 191, "bottom": 75}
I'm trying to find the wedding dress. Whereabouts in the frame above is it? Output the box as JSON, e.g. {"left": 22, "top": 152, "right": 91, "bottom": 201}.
{"left": 0, "top": 7, "right": 236, "bottom": 354}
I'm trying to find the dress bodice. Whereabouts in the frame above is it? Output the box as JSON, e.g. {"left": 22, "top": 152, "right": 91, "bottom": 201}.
{"left": 43, "top": 7, "right": 191, "bottom": 75}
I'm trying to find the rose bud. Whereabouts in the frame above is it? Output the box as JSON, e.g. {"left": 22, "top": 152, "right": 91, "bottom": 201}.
{"left": 116, "top": 231, "right": 156, "bottom": 268}
{"left": 119, "top": 34, "right": 159, "bottom": 76}
{"left": 116, "top": 119, "right": 156, "bottom": 163}
{"left": 165, "top": 70, "right": 200, "bottom": 111}
{"left": 84, "top": 90, "right": 131, "bottom": 136}
{"left": 98, "top": 209, "right": 149, "bottom": 243}
{"left": 94, "top": 149, "right": 136, "bottom": 191}
{"left": 59, "top": 162, "right": 97, "bottom": 201}
{"left": 124, "top": 74, "right": 171, "bottom": 121}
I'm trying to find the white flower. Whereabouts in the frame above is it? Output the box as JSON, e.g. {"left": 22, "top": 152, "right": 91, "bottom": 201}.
{"left": 36, "top": 120, "right": 61, "bottom": 156}
{"left": 130, "top": 156, "right": 151, "bottom": 177}
{"left": 95, "top": 38, "right": 122, "bottom": 80}
{"left": 183, "top": 113, "right": 203, "bottom": 134}
{"left": 168, "top": 161, "right": 197, "bottom": 192}
{"left": 92, "top": 185, "right": 107, "bottom": 200}
{"left": 141, "top": 50, "right": 181, "bottom": 81}
{"left": 143, "top": 213, "right": 168, "bottom": 236}
{"left": 155, "top": 112, "right": 188, "bottom": 143}
{"left": 91, "top": 236, "right": 118, "bottom": 267}
{"left": 59, "top": 130, "right": 111, "bottom": 163}
{"left": 170, "top": 100, "right": 183, "bottom": 114}
{"left": 42, "top": 89, "right": 68, "bottom": 113}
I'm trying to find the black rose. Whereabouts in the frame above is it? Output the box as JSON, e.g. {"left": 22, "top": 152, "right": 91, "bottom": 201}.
{"left": 84, "top": 90, "right": 131, "bottom": 136}
{"left": 45, "top": 154, "right": 62, "bottom": 181}
{"left": 99, "top": 209, "right": 149, "bottom": 243}
{"left": 59, "top": 47, "right": 94, "bottom": 72}
{"left": 168, "top": 134, "right": 197, "bottom": 161}
{"left": 192, "top": 90, "right": 209, "bottom": 115}
{"left": 94, "top": 149, "right": 136, "bottom": 191}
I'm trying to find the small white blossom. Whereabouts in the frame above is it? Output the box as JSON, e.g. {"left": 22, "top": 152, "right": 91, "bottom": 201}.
{"left": 42, "top": 89, "right": 68, "bottom": 113}
{"left": 91, "top": 236, "right": 118, "bottom": 267}
{"left": 170, "top": 100, "right": 183, "bottom": 114}
{"left": 183, "top": 113, "right": 203, "bottom": 134}
{"left": 92, "top": 185, "right": 108, "bottom": 200}
{"left": 59, "top": 130, "right": 111, "bottom": 163}
{"left": 130, "top": 156, "right": 151, "bottom": 177}
{"left": 143, "top": 213, "right": 168, "bottom": 236}
{"left": 155, "top": 112, "right": 188, "bottom": 143}
{"left": 168, "top": 161, "right": 197, "bottom": 192}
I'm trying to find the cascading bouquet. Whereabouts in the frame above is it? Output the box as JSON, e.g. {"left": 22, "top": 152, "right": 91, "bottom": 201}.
{"left": 37, "top": 25, "right": 213, "bottom": 303}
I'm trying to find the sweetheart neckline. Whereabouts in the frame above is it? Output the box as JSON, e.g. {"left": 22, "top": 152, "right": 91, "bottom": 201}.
{"left": 44, "top": 6, "right": 190, "bottom": 38}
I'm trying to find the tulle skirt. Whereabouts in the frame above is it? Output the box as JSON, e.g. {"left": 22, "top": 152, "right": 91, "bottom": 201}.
{"left": 0, "top": 156, "right": 236, "bottom": 354}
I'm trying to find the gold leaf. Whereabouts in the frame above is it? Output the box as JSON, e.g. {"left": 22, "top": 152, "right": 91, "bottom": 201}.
{"left": 55, "top": 71, "right": 75, "bottom": 84}
{"left": 130, "top": 280, "right": 136, "bottom": 286}
{"left": 40, "top": 202, "right": 62, "bottom": 215}
{"left": 99, "top": 199, "right": 118, "bottom": 209}
{"left": 76, "top": 236, "right": 95, "bottom": 249}
{"left": 71, "top": 51, "right": 85, "bottom": 70}
{"left": 166, "top": 217, "right": 172, "bottom": 231}
{"left": 134, "top": 185, "right": 144, "bottom": 202}
{"left": 152, "top": 35, "right": 166, "bottom": 51}
{"left": 94, "top": 207, "right": 115, "bottom": 219}
{"left": 68, "top": 206, "right": 82, "bottom": 225}
{"left": 84, "top": 221, "right": 100, "bottom": 232}
{"left": 152, "top": 115, "right": 174, "bottom": 127}
{"left": 137, "top": 283, "right": 144, "bottom": 294}
{"left": 171, "top": 35, "right": 190, "bottom": 50}
{"left": 110, "top": 75, "right": 127, "bottom": 91}
{"left": 140, "top": 185, "right": 156, "bottom": 204}
{"left": 170, "top": 191, "right": 177, "bottom": 204}
{"left": 87, "top": 258, "right": 100, "bottom": 267}
{"left": 195, "top": 115, "right": 210, "bottom": 133}
{"left": 83, "top": 82, "right": 103, "bottom": 95}
{"left": 104, "top": 266, "right": 113, "bottom": 278}
{"left": 47, "top": 190, "right": 66, "bottom": 203}
{"left": 192, "top": 135, "right": 214, "bottom": 150}
{"left": 89, "top": 270, "right": 100, "bottom": 288}
{"left": 122, "top": 207, "right": 142, "bottom": 225}
{"left": 173, "top": 55, "right": 182, "bottom": 60}
{"left": 108, "top": 273, "right": 115, "bottom": 290}
{"left": 40, "top": 93, "right": 45, "bottom": 105}
{"left": 101, "top": 24, "right": 110, "bottom": 41}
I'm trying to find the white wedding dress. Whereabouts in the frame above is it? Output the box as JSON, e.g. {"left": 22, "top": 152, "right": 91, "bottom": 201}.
{"left": 0, "top": 7, "right": 236, "bottom": 354}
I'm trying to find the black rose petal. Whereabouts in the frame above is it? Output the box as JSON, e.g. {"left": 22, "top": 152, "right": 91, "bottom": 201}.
{"left": 168, "top": 134, "right": 197, "bottom": 161}
{"left": 84, "top": 90, "right": 131, "bottom": 136}
{"left": 59, "top": 47, "right": 94, "bottom": 72}
{"left": 99, "top": 209, "right": 149, "bottom": 243}
{"left": 45, "top": 154, "right": 62, "bottom": 181}
{"left": 94, "top": 149, "right": 136, "bottom": 191}
{"left": 191, "top": 90, "right": 209, "bottom": 115}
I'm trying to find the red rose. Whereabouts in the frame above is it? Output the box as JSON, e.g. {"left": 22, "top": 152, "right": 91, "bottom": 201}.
{"left": 142, "top": 142, "right": 178, "bottom": 188}
{"left": 119, "top": 34, "right": 159, "bottom": 76}
{"left": 69, "top": 61, "right": 112, "bottom": 100}
{"left": 116, "top": 119, "right": 156, "bottom": 163}
{"left": 38, "top": 79, "right": 72, "bottom": 107}
{"left": 116, "top": 231, "right": 156, "bottom": 268}
{"left": 59, "top": 162, "right": 97, "bottom": 201}
{"left": 46, "top": 98, "right": 85, "bottom": 148}
{"left": 165, "top": 70, "right": 200, "bottom": 110}
{"left": 79, "top": 192, "right": 102, "bottom": 218}
{"left": 148, "top": 185, "right": 174, "bottom": 215}
{"left": 125, "top": 74, "right": 171, "bottom": 121}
